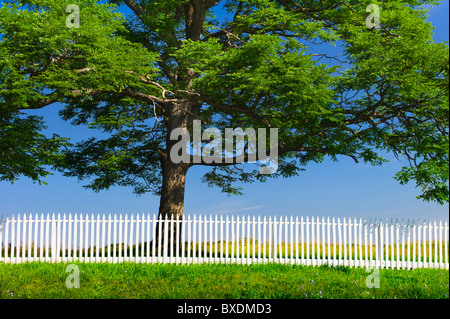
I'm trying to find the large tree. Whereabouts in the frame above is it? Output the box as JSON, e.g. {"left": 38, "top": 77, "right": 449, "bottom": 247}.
{"left": 1, "top": 0, "right": 448, "bottom": 230}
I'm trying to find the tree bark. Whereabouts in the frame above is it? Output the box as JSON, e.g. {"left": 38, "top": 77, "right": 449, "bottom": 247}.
{"left": 153, "top": 100, "right": 200, "bottom": 253}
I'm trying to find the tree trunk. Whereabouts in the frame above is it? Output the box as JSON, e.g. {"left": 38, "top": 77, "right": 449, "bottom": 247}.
{"left": 154, "top": 159, "right": 189, "bottom": 255}
{"left": 153, "top": 100, "right": 199, "bottom": 254}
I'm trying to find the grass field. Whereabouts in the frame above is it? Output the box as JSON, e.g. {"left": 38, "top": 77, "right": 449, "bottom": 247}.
{"left": 0, "top": 262, "right": 448, "bottom": 299}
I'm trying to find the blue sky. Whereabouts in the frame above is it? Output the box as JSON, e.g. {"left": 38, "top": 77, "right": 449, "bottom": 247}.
{"left": 0, "top": 1, "right": 448, "bottom": 222}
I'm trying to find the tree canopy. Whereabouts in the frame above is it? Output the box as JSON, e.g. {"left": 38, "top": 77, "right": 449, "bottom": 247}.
{"left": 1, "top": 0, "right": 448, "bottom": 217}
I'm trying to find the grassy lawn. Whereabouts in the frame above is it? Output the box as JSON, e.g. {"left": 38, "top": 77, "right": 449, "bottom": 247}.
{"left": 0, "top": 262, "right": 448, "bottom": 299}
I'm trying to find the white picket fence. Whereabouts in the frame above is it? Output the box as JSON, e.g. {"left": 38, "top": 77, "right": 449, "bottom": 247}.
{"left": 0, "top": 213, "right": 448, "bottom": 269}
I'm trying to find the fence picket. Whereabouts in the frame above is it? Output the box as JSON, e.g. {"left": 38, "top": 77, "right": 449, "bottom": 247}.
{"left": 242, "top": 215, "right": 246, "bottom": 264}
{"left": 0, "top": 215, "right": 3, "bottom": 263}
{"left": 15, "top": 214, "right": 20, "bottom": 264}
{"left": 273, "top": 216, "right": 277, "bottom": 264}
{"left": 186, "top": 214, "right": 191, "bottom": 263}
{"left": 226, "top": 215, "right": 230, "bottom": 264}
{"left": 74, "top": 214, "right": 79, "bottom": 262}
{"left": 305, "top": 217, "right": 309, "bottom": 266}
{"left": 439, "top": 221, "right": 443, "bottom": 269}
{"left": 428, "top": 220, "right": 432, "bottom": 268}
{"left": 192, "top": 214, "right": 196, "bottom": 264}
{"left": 24, "top": 214, "right": 29, "bottom": 262}
{"left": 434, "top": 220, "right": 438, "bottom": 268}
{"left": 5, "top": 216, "right": 10, "bottom": 264}
{"left": 445, "top": 221, "right": 448, "bottom": 270}
{"left": 221, "top": 215, "right": 225, "bottom": 264}
{"left": 210, "top": 214, "right": 214, "bottom": 264}
{"left": 231, "top": 215, "right": 235, "bottom": 263}
{"left": 327, "top": 217, "right": 331, "bottom": 267}
{"left": 152, "top": 214, "right": 157, "bottom": 263}
{"left": 311, "top": 216, "right": 315, "bottom": 266}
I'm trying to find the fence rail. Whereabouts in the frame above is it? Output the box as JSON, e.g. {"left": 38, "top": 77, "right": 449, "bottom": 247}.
{"left": 0, "top": 214, "right": 448, "bottom": 269}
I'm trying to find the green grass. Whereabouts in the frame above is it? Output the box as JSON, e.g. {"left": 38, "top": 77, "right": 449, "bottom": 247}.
{"left": 0, "top": 262, "right": 448, "bottom": 299}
